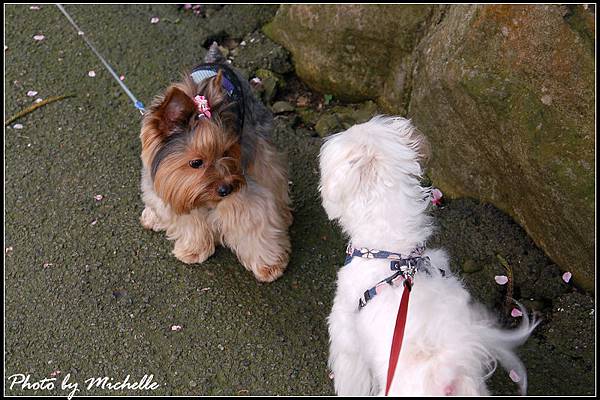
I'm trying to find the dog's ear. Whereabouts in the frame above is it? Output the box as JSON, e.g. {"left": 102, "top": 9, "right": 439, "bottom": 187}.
{"left": 157, "top": 86, "right": 195, "bottom": 135}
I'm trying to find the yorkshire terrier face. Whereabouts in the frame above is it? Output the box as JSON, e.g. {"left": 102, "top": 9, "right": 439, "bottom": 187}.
{"left": 140, "top": 72, "right": 245, "bottom": 214}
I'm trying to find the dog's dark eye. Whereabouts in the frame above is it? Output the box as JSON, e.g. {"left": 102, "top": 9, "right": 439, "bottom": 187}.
{"left": 189, "top": 159, "right": 204, "bottom": 168}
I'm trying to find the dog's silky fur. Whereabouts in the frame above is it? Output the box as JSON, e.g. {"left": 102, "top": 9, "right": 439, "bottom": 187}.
{"left": 319, "top": 116, "right": 538, "bottom": 395}
{"left": 140, "top": 45, "right": 292, "bottom": 282}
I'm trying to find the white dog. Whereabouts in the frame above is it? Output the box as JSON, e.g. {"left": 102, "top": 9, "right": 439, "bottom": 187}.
{"left": 319, "top": 116, "right": 538, "bottom": 396}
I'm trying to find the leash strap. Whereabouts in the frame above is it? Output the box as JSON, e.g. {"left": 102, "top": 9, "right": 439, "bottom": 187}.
{"left": 56, "top": 4, "right": 146, "bottom": 114}
{"left": 385, "top": 279, "right": 412, "bottom": 396}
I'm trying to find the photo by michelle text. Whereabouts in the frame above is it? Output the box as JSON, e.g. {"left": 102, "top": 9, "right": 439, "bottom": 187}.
{"left": 7, "top": 373, "right": 160, "bottom": 398}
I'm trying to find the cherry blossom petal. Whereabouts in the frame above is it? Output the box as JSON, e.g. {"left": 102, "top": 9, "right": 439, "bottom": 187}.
{"left": 33, "top": 34, "right": 45, "bottom": 41}
{"left": 562, "top": 271, "right": 572, "bottom": 283}
{"left": 13, "top": 124, "right": 23, "bottom": 129}
{"left": 150, "top": 17, "right": 160, "bottom": 24}
{"left": 171, "top": 325, "right": 183, "bottom": 331}
{"left": 88, "top": 70, "right": 96, "bottom": 77}
{"left": 27, "top": 90, "right": 38, "bottom": 97}
{"left": 431, "top": 188, "right": 443, "bottom": 206}
{"left": 509, "top": 369, "right": 521, "bottom": 383}
{"left": 494, "top": 275, "right": 509, "bottom": 285}
{"left": 511, "top": 308, "right": 523, "bottom": 318}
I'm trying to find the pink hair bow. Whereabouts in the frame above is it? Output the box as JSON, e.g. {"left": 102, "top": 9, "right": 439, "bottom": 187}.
{"left": 193, "top": 95, "right": 212, "bottom": 119}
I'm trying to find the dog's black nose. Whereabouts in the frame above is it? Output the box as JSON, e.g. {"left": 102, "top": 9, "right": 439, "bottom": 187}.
{"left": 217, "top": 184, "right": 232, "bottom": 197}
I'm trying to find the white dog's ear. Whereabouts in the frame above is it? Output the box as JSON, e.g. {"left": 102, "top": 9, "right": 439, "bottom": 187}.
{"left": 348, "top": 150, "right": 377, "bottom": 178}
{"left": 319, "top": 135, "right": 378, "bottom": 221}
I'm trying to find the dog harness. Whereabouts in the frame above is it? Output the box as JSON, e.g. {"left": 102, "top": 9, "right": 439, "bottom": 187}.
{"left": 344, "top": 244, "right": 437, "bottom": 309}
{"left": 344, "top": 243, "right": 442, "bottom": 396}
{"left": 190, "top": 63, "right": 245, "bottom": 134}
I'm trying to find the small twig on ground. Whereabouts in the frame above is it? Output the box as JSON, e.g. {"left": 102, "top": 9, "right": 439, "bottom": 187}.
{"left": 5, "top": 94, "right": 75, "bottom": 126}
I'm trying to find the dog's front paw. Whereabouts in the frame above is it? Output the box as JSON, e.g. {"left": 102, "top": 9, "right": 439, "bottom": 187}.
{"left": 173, "top": 242, "right": 214, "bottom": 265}
{"left": 253, "top": 263, "right": 286, "bottom": 283}
{"left": 140, "top": 207, "right": 164, "bottom": 232}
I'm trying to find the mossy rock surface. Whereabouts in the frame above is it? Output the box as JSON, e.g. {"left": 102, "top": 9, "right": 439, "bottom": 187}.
{"left": 409, "top": 4, "right": 595, "bottom": 292}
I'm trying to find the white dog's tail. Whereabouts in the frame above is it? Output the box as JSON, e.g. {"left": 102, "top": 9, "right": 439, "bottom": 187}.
{"left": 479, "top": 301, "right": 540, "bottom": 395}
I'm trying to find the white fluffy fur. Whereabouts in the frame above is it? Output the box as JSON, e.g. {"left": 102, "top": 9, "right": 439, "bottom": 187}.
{"left": 319, "top": 116, "right": 539, "bottom": 396}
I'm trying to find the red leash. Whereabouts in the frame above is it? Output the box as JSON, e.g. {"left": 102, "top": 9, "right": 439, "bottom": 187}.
{"left": 385, "top": 279, "right": 412, "bottom": 396}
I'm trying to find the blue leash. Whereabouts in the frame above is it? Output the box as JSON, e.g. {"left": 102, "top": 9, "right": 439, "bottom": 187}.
{"left": 56, "top": 4, "right": 146, "bottom": 114}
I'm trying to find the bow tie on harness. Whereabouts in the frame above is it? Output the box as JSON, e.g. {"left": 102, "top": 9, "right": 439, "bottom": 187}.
{"left": 344, "top": 244, "right": 443, "bottom": 310}
{"left": 344, "top": 243, "right": 445, "bottom": 396}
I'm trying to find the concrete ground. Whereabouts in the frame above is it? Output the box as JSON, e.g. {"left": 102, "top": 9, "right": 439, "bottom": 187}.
{"left": 4, "top": 4, "right": 594, "bottom": 396}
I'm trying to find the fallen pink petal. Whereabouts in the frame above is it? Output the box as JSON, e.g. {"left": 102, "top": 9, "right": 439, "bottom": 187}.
{"left": 13, "top": 124, "right": 24, "bottom": 130}
{"left": 94, "top": 194, "right": 104, "bottom": 201}
{"left": 30, "top": 5, "right": 40, "bottom": 10}
{"left": 27, "top": 90, "right": 38, "bottom": 97}
{"left": 119, "top": 75, "right": 125, "bottom": 81}
{"left": 431, "top": 188, "right": 443, "bottom": 206}
{"left": 50, "top": 370, "right": 61, "bottom": 377}
{"left": 171, "top": 325, "right": 183, "bottom": 332}
{"left": 511, "top": 308, "right": 523, "bottom": 318}
{"left": 494, "top": 275, "right": 509, "bottom": 285}
{"left": 35, "top": 98, "right": 43, "bottom": 103}
{"left": 33, "top": 34, "right": 45, "bottom": 41}
{"left": 509, "top": 369, "right": 521, "bottom": 383}
{"left": 562, "top": 271, "right": 572, "bottom": 283}
{"left": 88, "top": 70, "right": 96, "bottom": 77}
{"left": 151, "top": 17, "right": 160, "bottom": 24}
{"left": 43, "top": 262, "right": 54, "bottom": 269}
{"left": 91, "top": 219, "right": 98, "bottom": 226}
{"left": 5, "top": 246, "right": 14, "bottom": 255}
